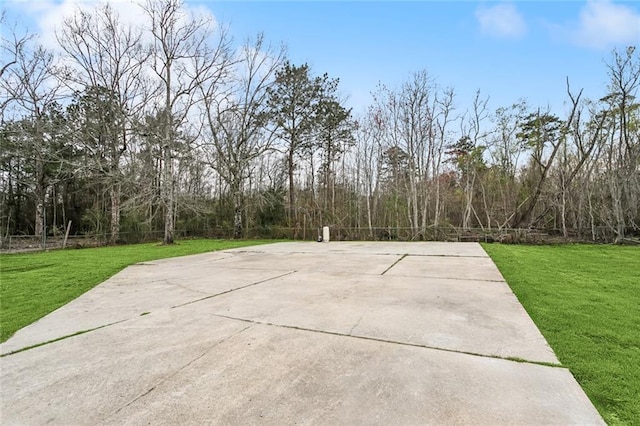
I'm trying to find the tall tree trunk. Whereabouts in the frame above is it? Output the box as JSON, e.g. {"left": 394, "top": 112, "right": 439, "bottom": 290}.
{"left": 288, "top": 147, "right": 295, "bottom": 226}
{"left": 233, "top": 182, "right": 243, "bottom": 239}
{"left": 163, "top": 56, "right": 174, "bottom": 245}
{"left": 110, "top": 184, "right": 120, "bottom": 244}
{"left": 34, "top": 132, "right": 45, "bottom": 240}
{"left": 34, "top": 181, "right": 45, "bottom": 238}
{"left": 409, "top": 168, "right": 418, "bottom": 235}
{"left": 463, "top": 171, "right": 474, "bottom": 230}
{"left": 163, "top": 144, "right": 174, "bottom": 245}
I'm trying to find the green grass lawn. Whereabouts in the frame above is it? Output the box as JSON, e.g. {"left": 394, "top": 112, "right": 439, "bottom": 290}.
{"left": 0, "top": 239, "right": 276, "bottom": 343}
{"left": 482, "top": 244, "right": 640, "bottom": 426}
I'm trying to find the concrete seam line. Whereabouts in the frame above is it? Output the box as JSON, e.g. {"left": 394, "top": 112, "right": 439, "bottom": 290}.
{"left": 225, "top": 250, "right": 488, "bottom": 258}
{"left": 0, "top": 319, "right": 129, "bottom": 357}
{"left": 171, "top": 270, "right": 298, "bottom": 309}
{"left": 106, "top": 324, "right": 254, "bottom": 420}
{"left": 381, "top": 254, "right": 409, "bottom": 275}
{"left": 210, "top": 313, "right": 566, "bottom": 369}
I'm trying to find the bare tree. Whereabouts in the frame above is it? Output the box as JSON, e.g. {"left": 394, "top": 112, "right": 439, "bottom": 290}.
{"left": 430, "top": 87, "right": 455, "bottom": 232}
{"left": 511, "top": 109, "right": 563, "bottom": 228}
{"left": 0, "top": 13, "right": 33, "bottom": 118}
{"left": 354, "top": 109, "right": 384, "bottom": 238}
{"left": 143, "top": 0, "right": 231, "bottom": 244}
{"left": 451, "top": 90, "right": 489, "bottom": 230}
{"left": 548, "top": 80, "right": 606, "bottom": 237}
{"left": 57, "top": 3, "right": 149, "bottom": 243}
{"left": 201, "top": 34, "right": 285, "bottom": 238}
{"left": 370, "top": 73, "right": 435, "bottom": 235}
{"left": 601, "top": 47, "right": 640, "bottom": 241}
{"left": 398, "top": 72, "right": 433, "bottom": 235}
{"left": 0, "top": 34, "right": 64, "bottom": 240}
{"left": 367, "top": 73, "right": 453, "bottom": 237}
{"left": 485, "top": 101, "right": 528, "bottom": 228}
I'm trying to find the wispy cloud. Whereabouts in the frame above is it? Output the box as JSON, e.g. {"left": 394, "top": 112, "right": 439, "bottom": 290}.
{"left": 475, "top": 3, "right": 527, "bottom": 39}
{"left": 4, "top": 0, "right": 143, "bottom": 50}
{"left": 4, "top": 0, "right": 220, "bottom": 51}
{"left": 570, "top": 0, "right": 640, "bottom": 49}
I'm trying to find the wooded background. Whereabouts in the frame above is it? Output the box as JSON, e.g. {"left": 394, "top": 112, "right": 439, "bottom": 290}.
{"left": 1, "top": 1, "right": 639, "bottom": 246}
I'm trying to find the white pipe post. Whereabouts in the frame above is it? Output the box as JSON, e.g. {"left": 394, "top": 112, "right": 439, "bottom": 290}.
{"left": 322, "top": 226, "right": 330, "bottom": 242}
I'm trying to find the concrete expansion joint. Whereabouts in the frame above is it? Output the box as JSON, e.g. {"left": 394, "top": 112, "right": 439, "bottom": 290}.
{"left": 171, "top": 270, "right": 298, "bottom": 309}
{"left": 381, "top": 254, "right": 409, "bottom": 275}
{"left": 0, "top": 319, "right": 130, "bottom": 357}
{"left": 209, "top": 313, "right": 566, "bottom": 370}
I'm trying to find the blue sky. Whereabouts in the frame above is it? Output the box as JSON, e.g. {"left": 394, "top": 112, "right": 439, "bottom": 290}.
{"left": 3, "top": 0, "right": 640, "bottom": 116}
{"left": 202, "top": 1, "right": 640, "bottom": 115}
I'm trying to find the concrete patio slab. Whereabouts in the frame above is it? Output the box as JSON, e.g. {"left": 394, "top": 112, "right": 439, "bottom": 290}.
{"left": 0, "top": 242, "right": 604, "bottom": 425}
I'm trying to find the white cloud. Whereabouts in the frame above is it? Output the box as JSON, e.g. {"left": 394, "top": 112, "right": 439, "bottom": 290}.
{"left": 571, "top": 0, "right": 640, "bottom": 49}
{"left": 6, "top": 0, "right": 219, "bottom": 51}
{"left": 475, "top": 3, "right": 527, "bottom": 39}
{"left": 4, "top": 0, "right": 145, "bottom": 50}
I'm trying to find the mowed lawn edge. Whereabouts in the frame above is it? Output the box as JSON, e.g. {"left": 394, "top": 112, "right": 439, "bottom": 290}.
{"left": 0, "top": 239, "right": 277, "bottom": 343}
{"left": 482, "top": 243, "right": 640, "bottom": 426}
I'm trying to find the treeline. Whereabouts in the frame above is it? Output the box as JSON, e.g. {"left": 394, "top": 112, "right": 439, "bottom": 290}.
{"left": 1, "top": 1, "right": 639, "bottom": 245}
